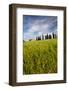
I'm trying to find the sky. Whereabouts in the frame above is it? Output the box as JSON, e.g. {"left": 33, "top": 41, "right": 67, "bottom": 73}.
{"left": 23, "top": 15, "right": 57, "bottom": 41}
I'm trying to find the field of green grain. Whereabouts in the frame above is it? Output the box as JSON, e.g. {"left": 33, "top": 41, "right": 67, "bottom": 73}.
{"left": 23, "top": 39, "right": 57, "bottom": 75}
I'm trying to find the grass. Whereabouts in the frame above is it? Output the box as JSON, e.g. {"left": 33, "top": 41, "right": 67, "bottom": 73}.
{"left": 23, "top": 39, "right": 57, "bottom": 75}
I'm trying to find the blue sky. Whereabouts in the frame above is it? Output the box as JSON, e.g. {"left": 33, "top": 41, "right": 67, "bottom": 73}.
{"left": 23, "top": 15, "right": 57, "bottom": 41}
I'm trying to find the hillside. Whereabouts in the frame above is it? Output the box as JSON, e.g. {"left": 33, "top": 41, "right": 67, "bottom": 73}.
{"left": 23, "top": 39, "right": 57, "bottom": 74}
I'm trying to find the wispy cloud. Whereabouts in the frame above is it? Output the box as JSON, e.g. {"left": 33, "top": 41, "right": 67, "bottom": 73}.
{"left": 23, "top": 15, "right": 57, "bottom": 40}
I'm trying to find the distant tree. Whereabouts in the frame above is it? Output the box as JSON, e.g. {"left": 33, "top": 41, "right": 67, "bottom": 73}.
{"left": 36, "top": 36, "right": 38, "bottom": 40}
{"left": 47, "top": 33, "right": 48, "bottom": 39}
{"left": 52, "top": 33, "right": 54, "bottom": 38}
{"left": 49, "top": 34, "right": 51, "bottom": 39}
{"left": 52, "top": 33, "right": 57, "bottom": 39}
{"left": 37, "top": 36, "right": 41, "bottom": 40}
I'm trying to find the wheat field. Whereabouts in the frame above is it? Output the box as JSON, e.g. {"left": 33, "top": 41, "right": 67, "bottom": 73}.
{"left": 23, "top": 39, "right": 57, "bottom": 75}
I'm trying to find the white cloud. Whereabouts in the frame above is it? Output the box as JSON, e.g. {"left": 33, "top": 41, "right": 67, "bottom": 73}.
{"left": 24, "top": 17, "right": 57, "bottom": 40}
{"left": 24, "top": 32, "right": 36, "bottom": 41}
{"left": 28, "top": 19, "right": 49, "bottom": 34}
